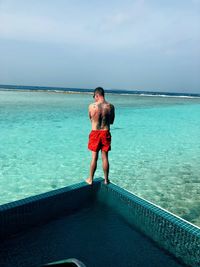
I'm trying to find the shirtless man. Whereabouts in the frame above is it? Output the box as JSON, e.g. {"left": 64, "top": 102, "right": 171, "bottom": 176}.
{"left": 86, "top": 87, "right": 115, "bottom": 185}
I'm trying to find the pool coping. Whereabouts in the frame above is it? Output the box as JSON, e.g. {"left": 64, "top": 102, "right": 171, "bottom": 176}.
{"left": 1, "top": 178, "right": 199, "bottom": 232}
{"left": 109, "top": 181, "right": 200, "bottom": 233}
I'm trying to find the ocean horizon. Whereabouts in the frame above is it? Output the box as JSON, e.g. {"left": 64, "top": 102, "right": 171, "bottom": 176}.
{"left": 0, "top": 84, "right": 200, "bottom": 98}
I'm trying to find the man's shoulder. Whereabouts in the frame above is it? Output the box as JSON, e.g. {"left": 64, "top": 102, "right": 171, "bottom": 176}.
{"left": 107, "top": 102, "right": 115, "bottom": 109}
{"left": 89, "top": 102, "right": 97, "bottom": 109}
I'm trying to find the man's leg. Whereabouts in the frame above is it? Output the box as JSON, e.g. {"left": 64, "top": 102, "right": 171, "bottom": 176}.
{"left": 101, "top": 151, "right": 110, "bottom": 184}
{"left": 86, "top": 151, "right": 98, "bottom": 185}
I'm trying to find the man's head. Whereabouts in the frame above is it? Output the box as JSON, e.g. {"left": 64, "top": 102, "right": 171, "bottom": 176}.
{"left": 93, "top": 87, "right": 105, "bottom": 101}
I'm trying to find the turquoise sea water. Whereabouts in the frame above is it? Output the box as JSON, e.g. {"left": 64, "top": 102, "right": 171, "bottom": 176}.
{"left": 1, "top": 90, "right": 200, "bottom": 227}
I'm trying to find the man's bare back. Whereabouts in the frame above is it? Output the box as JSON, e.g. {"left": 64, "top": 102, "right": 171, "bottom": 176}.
{"left": 89, "top": 101, "right": 115, "bottom": 130}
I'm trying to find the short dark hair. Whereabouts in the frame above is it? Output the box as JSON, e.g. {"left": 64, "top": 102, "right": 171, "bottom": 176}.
{"left": 94, "top": 87, "right": 105, "bottom": 97}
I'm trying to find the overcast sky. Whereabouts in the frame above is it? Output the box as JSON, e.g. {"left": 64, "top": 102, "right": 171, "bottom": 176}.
{"left": 0, "top": 0, "right": 200, "bottom": 93}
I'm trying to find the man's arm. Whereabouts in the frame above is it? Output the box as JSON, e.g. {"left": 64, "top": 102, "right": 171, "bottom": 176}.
{"left": 110, "top": 105, "right": 115, "bottom": 124}
{"left": 88, "top": 105, "right": 92, "bottom": 120}
{"left": 88, "top": 104, "right": 94, "bottom": 120}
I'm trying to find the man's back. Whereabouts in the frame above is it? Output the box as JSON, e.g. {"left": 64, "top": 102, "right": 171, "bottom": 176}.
{"left": 89, "top": 101, "right": 115, "bottom": 130}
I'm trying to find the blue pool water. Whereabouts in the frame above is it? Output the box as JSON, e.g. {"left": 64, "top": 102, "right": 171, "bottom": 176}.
{"left": 0, "top": 202, "right": 183, "bottom": 267}
{"left": 0, "top": 89, "right": 200, "bottom": 227}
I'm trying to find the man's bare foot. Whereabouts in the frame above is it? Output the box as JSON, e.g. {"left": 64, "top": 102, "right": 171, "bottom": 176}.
{"left": 104, "top": 179, "right": 110, "bottom": 185}
{"left": 85, "top": 178, "right": 93, "bottom": 185}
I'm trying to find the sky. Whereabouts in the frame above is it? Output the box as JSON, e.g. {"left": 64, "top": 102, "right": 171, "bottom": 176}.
{"left": 0, "top": 0, "right": 200, "bottom": 93}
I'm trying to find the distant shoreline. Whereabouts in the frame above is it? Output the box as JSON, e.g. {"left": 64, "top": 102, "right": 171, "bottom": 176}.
{"left": 0, "top": 88, "right": 92, "bottom": 95}
{"left": 0, "top": 84, "right": 200, "bottom": 99}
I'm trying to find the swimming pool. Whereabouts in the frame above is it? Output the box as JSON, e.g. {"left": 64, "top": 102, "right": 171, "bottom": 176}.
{"left": 0, "top": 180, "right": 199, "bottom": 266}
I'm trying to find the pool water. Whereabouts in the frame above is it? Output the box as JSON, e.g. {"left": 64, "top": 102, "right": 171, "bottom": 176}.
{"left": 0, "top": 201, "right": 183, "bottom": 267}
{"left": 0, "top": 90, "right": 200, "bottom": 226}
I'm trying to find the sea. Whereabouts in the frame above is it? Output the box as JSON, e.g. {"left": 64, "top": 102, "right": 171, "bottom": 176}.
{"left": 0, "top": 85, "right": 200, "bottom": 227}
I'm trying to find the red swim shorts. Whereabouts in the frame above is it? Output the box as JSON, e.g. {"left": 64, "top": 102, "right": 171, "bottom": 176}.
{"left": 88, "top": 130, "right": 111, "bottom": 152}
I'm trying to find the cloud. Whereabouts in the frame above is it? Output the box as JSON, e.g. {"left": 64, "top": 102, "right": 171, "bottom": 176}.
{"left": 98, "top": 0, "right": 146, "bottom": 32}
{"left": 0, "top": 13, "right": 85, "bottom": 44}
{"left": 0, "top": 0, "right": 199, "bottom": 53}
{"left": 192, "top": 0, "right": 200, "bottom": 3}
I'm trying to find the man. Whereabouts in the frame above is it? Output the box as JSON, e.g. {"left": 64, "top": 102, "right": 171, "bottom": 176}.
{"left": 86, "top": 87, "right": 115, "bottom": 185}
